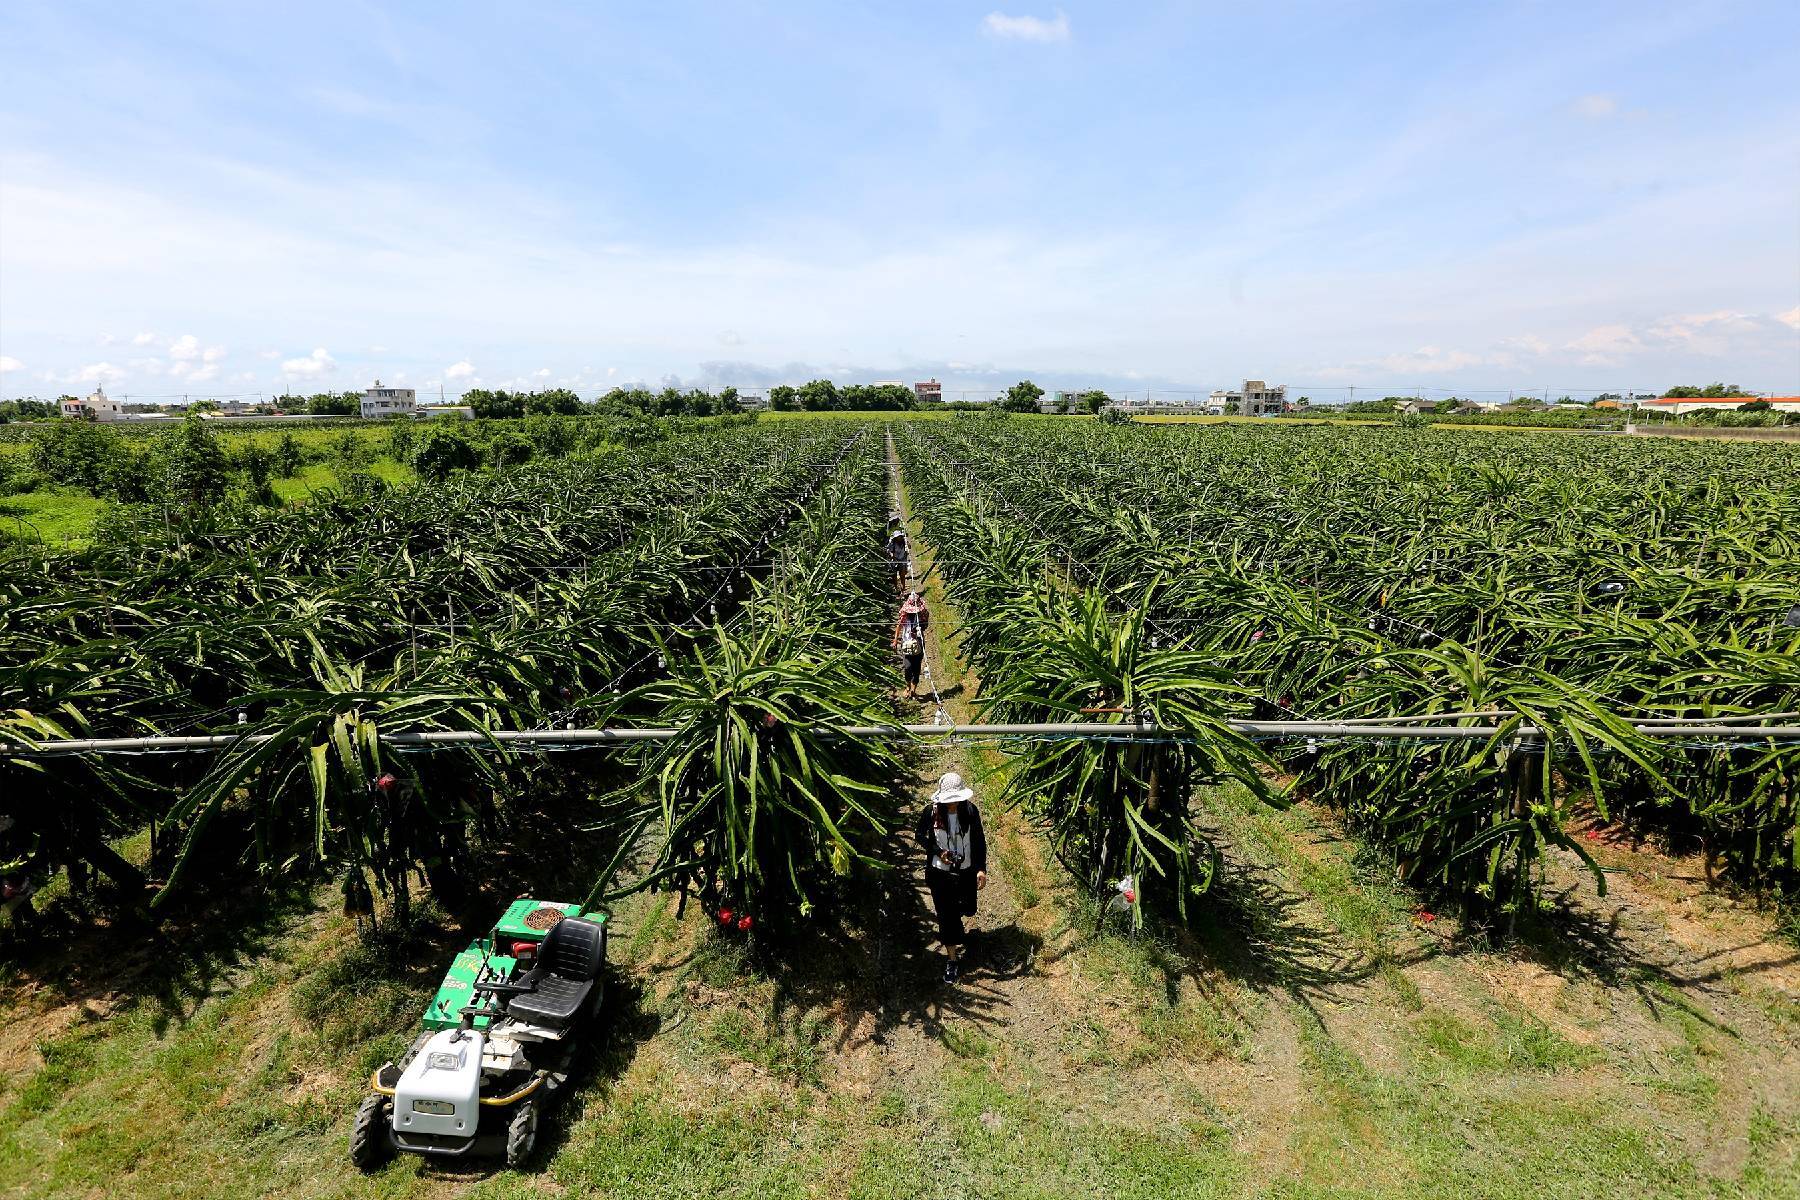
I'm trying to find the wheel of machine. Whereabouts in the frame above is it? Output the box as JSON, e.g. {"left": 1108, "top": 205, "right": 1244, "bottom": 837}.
{"left": 349, "top": 1093, "right": 395, "bottom": 1172}
{"left": 505, "top": 1099, "right": 539, "bottom": 1169}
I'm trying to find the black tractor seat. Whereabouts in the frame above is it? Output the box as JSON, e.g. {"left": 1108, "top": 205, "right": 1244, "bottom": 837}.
{"left": 504, "top": 915, "right": 605, "bottom": 1029}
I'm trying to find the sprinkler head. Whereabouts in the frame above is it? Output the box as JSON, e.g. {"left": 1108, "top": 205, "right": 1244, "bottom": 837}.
{"left": 1593, "top": 581, "right": 1627, "bottom": 596}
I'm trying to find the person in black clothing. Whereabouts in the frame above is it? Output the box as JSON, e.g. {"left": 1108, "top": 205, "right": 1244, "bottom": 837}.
{"left": 891, "top": 591, "right": 930, "bottom": 698}
{"left": 916, "top": 771, "right": 987, "bottom": 983}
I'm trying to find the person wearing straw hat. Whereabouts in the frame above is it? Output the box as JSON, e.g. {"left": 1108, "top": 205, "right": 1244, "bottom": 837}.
{"left": 891, "top": 591, "right": 930, "bottom": 698}
{"left": 915, "top": 771, "right": 987, "bottom": 983}
{"left": 886, "top": 523, "right": 911, "bottom": 592}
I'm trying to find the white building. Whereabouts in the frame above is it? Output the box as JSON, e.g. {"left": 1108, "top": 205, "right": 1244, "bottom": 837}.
{"left": 1634, "top": 396, "right": 1800, "bottom": 417}
{"left": 1208, "top": 379, "right": 1288, "bottom": 416}
{"left": 361, "top": 381, "right": 418, "bottom": 419}
{"left": 62, "top": 386, "right": 124, "bottom": 421}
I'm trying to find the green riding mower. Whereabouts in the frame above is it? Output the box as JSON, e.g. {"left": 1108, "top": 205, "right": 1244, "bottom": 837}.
{"left": 350, "top": 898, "right": 609, "bottom": 1171}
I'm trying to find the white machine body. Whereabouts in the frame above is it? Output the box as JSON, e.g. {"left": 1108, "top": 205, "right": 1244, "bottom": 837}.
{"left": 393, "top": 1029, "right": 483, "bottom": 1139}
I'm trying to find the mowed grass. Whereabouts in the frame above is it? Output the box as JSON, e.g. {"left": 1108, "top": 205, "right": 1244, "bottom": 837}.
{"left": 0, "top": 454, "right": 416, "bottom": 545}
{"left": 0, "top": 489, "right": 110, "bottom": 546}
{"left": 7, "top": 816, "right": 1794, "bottom": 1200}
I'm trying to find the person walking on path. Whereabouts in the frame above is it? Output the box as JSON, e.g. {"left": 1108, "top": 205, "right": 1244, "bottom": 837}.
{"left": 886, "top": 518, "right": 911, "bottom": 593}
{"left": 916, "top": 771, "right": 987, "bottom": 983}
{"left": 892, "top": 591, "right": 930, "bottom": 699}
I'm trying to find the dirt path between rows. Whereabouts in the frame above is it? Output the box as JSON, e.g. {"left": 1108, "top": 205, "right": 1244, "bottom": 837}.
{"left": 878, "top": 428, "right": 1045, "bottom": 1028}
{"left": 860, "top": 429, "right": 1290, "bottom": 1128}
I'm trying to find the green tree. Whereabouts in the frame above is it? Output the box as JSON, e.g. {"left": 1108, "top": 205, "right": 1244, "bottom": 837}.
{"left": 238, "top": 444, "right": 279, "bottom": 505}
{"left": 524, "top": 388, "right": 583, "bottom": 416}
{"left": 523, "top": 413, "right": 577, "bottom": 457}
{"left": 272, "top": 432, "right": 305, "bottom": 477}
{"left": 30, "top": 420, "right": 126, "bottom": 490}
{"left": 156, "top": 414, "right": 230, "bottom": 507}
{"left": 1078, "top": 390, "right": 1110, "bottom": 415}
{"left": 999, "top": 380, "right": 1045, "bottom": 413}
{"left": 331, "top": 430, "right": 372, "bottom": 470}
{"left": 1664, "top": 383, "right": 1751, "bottom": 398}
{"left": 466, "top": 389, "right": 525, "bottom": 419}
{"left": 306, "top": 392, "right": 357, "bottom": 416}
{"left": 411, "top": 429, "right": 480, "bottom": 481}
{"left": 768, "top": 385, "right": 799, "bottom": 412}
{"left": 797, "top": 379, "right": 841, "bottom": 411}
{"left": 596, "top": 387, "right": 656, "bottom": 415}
{"left": 486, "top": 429, "right": 534, "bottom": 469}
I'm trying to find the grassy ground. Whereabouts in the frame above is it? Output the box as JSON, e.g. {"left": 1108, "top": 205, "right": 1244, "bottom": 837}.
{"left": 2, "top": 433, "right": 1796, "bottom": 1197}
{"left": 0, "top": 489, "right": 110, "bottom": 546}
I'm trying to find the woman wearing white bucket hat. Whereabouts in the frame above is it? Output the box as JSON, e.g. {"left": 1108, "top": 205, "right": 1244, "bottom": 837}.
{"left": 914, "top": 771, "right": 987, "bottom": 983}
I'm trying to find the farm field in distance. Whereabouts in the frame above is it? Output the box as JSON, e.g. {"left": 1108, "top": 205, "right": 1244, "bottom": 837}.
{"left": 2, "top": 413, "right": 1797, "bottom": 1199}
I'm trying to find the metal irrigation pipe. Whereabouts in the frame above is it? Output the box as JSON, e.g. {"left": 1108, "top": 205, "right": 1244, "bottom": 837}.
{"left": 10, "top": 720, "right": 1800, "bottom": 758}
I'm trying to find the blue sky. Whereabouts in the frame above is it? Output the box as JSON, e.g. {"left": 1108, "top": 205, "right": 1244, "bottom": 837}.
{"left": 1, "top": 1, "right": 1796, "bottom": 401}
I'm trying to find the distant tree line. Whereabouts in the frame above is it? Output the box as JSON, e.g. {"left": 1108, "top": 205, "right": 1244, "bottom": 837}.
{"left": 1663, "top": 383, "right": 1754, "bottom": 398}
{"left": 766, "top": 381, "right": 916, "bottom": 411}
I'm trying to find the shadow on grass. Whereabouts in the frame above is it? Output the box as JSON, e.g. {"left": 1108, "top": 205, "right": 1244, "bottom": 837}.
{"left": 733, "top": 811, "right": 1043, "bottom": 1058}
{"left": 0, "top": 876, "right": 323, "bottom": 1036}
{"left": 1512, "top": 885, "right": 1758, "bottom": 1035}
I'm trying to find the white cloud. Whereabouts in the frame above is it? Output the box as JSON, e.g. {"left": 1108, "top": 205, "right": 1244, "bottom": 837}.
{"left": 444, "top": 360, "right": 476, "bottom": 380}
{"left": 1571, "top": 93, "right": 1619, "bottom": 119}
{"left": 168, "top": 333, "right": 201, "bottom": 360}
{"left": 1565, "top": 324, "right": 1641, "bottom": 365}
{"left": 606, "top": 366, "right": 618, "bottom": 378}
{"left": 259, "top": 348, "right": 281, "bottom": 359}
{"left": 75, "top": 362, "right": 126, "bottom": 385}
{"left": 534, "top": 367, "right": 551, "bottom": 377}
{"left": 132, "top": 331, "right": 157, "bottom": 346}
{"left": 281, "top": 347, "right": 336, "bottom": 377}
{"left": 982, "top": 10, "right": 1070, "bottom": 42}
{"left": 203, "top": 345, "right": 226, "bottom": 363}
{"left": 1564, "top": 309, "right": 1797, "bottom": 367}
{"left": 718, "top": 330, "right": 744, "bottom": 347}
{"left": 368, "top": 344, "right": 389, "bottom": 353}
{"left": 1370, "top": 346, "right": 1494, "bottom": 373}
{"left": 0, "top": 356, "right": 23, "bottom": 372}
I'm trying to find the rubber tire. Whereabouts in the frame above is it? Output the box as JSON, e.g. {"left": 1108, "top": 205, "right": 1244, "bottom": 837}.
{"left": 350, "top": 1094, "right": 394, "bottom": 1172}
{"left": 505, "top": 1100, "right": 538, "bottom": 1169}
